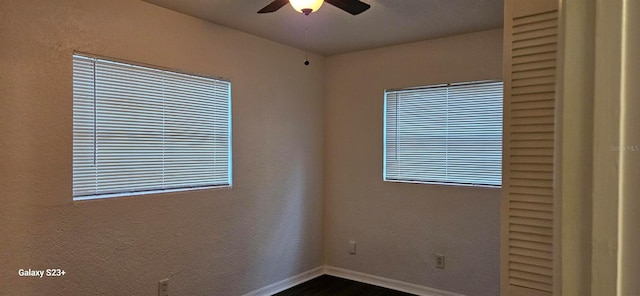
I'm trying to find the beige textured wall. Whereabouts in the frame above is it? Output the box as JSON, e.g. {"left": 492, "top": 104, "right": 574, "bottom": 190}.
{"left": 324, "top": 29, "right": 503, "bottom": 296}
{"left": 0, "top": 0, "right": 325, "bottom": 295}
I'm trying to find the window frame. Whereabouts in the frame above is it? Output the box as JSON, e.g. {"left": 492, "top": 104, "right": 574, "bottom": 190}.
{"left": 383, "top": 80, "right": 503, "bottom": 188}
{"left": 72, "top": 52, "right": 232, "bottom": 201}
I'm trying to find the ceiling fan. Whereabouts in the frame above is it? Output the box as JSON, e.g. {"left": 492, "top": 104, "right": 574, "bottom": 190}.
{"left": 258, "top": 0, "right": 371, "bottom": 16}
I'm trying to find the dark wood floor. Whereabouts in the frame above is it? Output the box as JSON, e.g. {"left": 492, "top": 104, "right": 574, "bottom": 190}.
{"left": 272, "top": 275, "right": 417, "bottom": 296}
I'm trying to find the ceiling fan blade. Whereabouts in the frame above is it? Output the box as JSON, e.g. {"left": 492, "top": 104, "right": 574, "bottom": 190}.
{"left": 325, "top": 0, "right": 371, "bottom": 15}
{"left": 258, "top": 0, "right": 289, "bottom": 13}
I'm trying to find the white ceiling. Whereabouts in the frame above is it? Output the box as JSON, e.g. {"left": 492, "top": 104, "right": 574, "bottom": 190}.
{"left": 143, "top": 0, "right": 504, "bottom": 56}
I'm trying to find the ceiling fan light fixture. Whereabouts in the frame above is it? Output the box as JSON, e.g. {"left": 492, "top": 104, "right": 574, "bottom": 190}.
{"left": 289, "top": 0, "right": 324, "bottom": 15}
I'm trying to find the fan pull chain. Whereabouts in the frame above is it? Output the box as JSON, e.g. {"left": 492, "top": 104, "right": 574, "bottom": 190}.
{"left": 304, "top": 15, "right": 310, "bottom": 66}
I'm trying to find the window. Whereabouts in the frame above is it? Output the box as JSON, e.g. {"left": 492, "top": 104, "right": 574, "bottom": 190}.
{"left": 73, "top": 53, "right": 232, "bottom": 200}
{"left": 384, "top": 81, "right": 503, "bottom": 187}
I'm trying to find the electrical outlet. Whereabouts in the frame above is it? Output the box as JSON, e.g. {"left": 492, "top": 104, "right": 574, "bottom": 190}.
{"left": 435, "top": 254, "right": 445, "bottom": 269}
{"left": 158, "top": 279, "right": 169, "bottom": 296}
{"left": 349, "top": 240, "right": 357, "bottom": 254}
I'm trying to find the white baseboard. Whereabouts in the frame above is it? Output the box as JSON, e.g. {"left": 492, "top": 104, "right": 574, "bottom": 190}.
{"left": 242, "top": 266, "right": 324, "bottom": 296}
{"left": 242, "top": 265, "right": 464, "bottom": 296}
{"left": 323, "top": 266, "right": 465, "bottom": 296}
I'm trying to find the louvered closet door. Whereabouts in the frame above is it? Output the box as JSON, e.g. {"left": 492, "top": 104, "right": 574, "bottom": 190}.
{"left": 501, "top": 1, "right": 559, "bottom": 295}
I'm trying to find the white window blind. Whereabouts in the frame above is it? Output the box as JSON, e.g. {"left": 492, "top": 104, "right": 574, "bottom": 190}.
{"left": 73, "top": 53, "right": 232, "bottom": 200}
{"left": 384, "top": 81, "right": 503, "bottom": 187}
